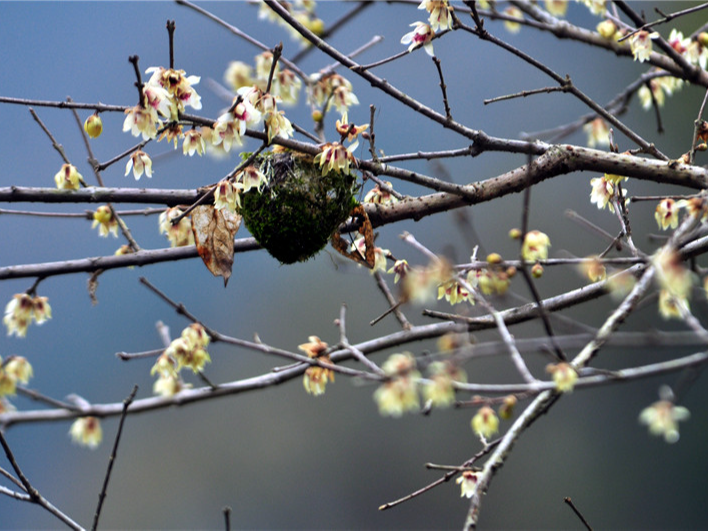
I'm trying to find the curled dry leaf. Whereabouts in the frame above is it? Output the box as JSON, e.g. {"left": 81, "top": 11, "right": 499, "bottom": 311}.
{"left": 191, "top": 205, "right": 242, "bottom": 286}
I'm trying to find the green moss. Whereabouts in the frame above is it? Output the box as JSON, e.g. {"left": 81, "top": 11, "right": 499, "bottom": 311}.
{"left": 240, "top": 152, "right": 358, "bottom": 264}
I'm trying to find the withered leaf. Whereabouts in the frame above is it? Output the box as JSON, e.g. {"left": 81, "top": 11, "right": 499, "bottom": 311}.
{"left": 191, "top": 205, "right": 242, "bottom": 286}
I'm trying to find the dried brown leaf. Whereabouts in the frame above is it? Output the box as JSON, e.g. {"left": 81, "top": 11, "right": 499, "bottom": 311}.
{"left": 192, "top": 205, "right": 242, "bottom": 286}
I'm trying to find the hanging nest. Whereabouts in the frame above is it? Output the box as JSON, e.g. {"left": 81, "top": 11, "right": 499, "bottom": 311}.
{"left": 240, "top": 151, "right": 358, "bottom": 264}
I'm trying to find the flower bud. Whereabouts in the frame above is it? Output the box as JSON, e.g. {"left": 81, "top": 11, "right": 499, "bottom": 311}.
{"left": 487, "top": 253, "right": 503, "bottom": 265}
{"left": 531, "top": 263, "right": 544, "bottom": 278}
{"left": 698, "top": 32, "right": 708, "bottom": 47}
{"left": 84, "top": 113, "right": 103, "bottom": 138}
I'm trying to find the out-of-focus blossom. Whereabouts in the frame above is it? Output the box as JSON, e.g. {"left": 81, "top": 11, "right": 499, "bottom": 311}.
{"left": 69, "top": 417, "right": 103, "bottom": 449}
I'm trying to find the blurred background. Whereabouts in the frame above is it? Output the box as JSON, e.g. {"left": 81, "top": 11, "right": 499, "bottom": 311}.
{"left": 1, "top": 1, "right": 707, "bottom": 528}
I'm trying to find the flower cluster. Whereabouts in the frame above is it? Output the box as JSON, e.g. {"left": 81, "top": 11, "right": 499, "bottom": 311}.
{"left": 299, "top": 335, "right": 335, "bottom": 396}
{"left": 521, "top": 230, "right": 551, "bottom": 263}
{"left": 159, "top": 207, "right": 195, "bottom": 248}
{"left": 0, "top": 355, "right": 33, "bottom": 398}
{"left": 258, "top": 0, "right": 324, "bottom": 46}
{"left": 653, "top": 248, "right": 694, "bottom": 320}
{"left": 309, "top": 73, "right": 359, "bottom": 116}
{"left": 3, "top": 293, "right": 52, "bottom": 338}
{"left": 373, "top": 352, "right": 422, "bottom": 417}
{"left": 422, "top": 360, "right": 467, "bottom": 408}
{"left": 150, "top": 323, "right": 211, "bottom": 397}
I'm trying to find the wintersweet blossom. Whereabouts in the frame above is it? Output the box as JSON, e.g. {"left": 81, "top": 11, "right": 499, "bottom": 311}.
{"left": 471, "top": 405, "right": 499, "bottom": 439}
{"left": 159, "top": 207, "right": 195, "bottom": 247}
{"left": 92, "top": 205, "right": 118, "bottom": 237}
{"left": 238, "top": 166, "right": 268, "bottom": 194}
{"left": 364, "top": 181, "right": 399, "bottom": 205}
{"left": 264, "top": 109, "right": 294, "bottom": 143}
{"left": 418, "top": 0, "right": 453, "bottom": 32}
{"left": 544, "top": 0, "right": 568, "bottom": 17}
{"left": 166, "top": 335, "right": 211, "bottom": 374}
{"left": 274, "top": 69, "right": 302, "bottom": 105}
{"left": 437, "top": 279, "right": 470, "bottom": 305}
{"left": 630, "top": 30, "right": 659, "bottom": 62}
{"left": 335, "top": 112, "right": 369, "bottom": 142}
{"left": 521, "top": 230, "right": 551, "bottom": 262}
{"left": 503, "top": 7, "right": 524, "bottom": 33}
{"left": 468, "top": 268, "right": 512, "bottom": 296}
{"left": 580, "top": 256, "right": 607, "bottom": 283}
{"left": 653, "top": 248, "right": 693, "bottom": 302}
{"left": 142, "top": 84, "right": 172, "bottom": 119}
{"left": 182, "top": 129, "right": 206, "bottom": 157}
{"left": 123, "top": 105, "right": 160, "bottom": 140}
{"left": 0, "top": 369, "right": 16, "bottom": 397}
{"left": 3, "top": 356, "right": 33, "bottom": 384}
{"left": 401, "top": 21, "right": 435, "bottom": 56}
{"left": 590, "top": 176, "right": 616, "bottom": 212}
{"left": 374, "top": 352, "right": 421, "bottom": 417}
{"left": 583, "top": 117, "right": 610, "bottom": 148}
{"left": 456, "top": 471, "right": 479, "bottom": 499}
{"left": 158, "top": 123, "right": 184, "bottom": 149}
{"left": 655, "top": 198, "right": 684, "bottom": 230}
{"left": 387, "top": 259, "right": 410, "bottom": 283}
{"left": 214, "top": 180, "right": 243, "bottom": 212}
{"left": 145, "top": 66, "right": 202, "bottom": 118}
{"left": 3, "top": 294, "right": 51, "bottom": 337}
{"left": 309, "top": 73, "right": 359, "bottom": 114}
{"left": 580, "top": 0, "right": 606, "bottom": 16}
{"left": 224, "top": 61, "right": 254, "bottom": 92}
{"left": 69, "top": 417, "right": 103, "bottom": 449}
{"left": 658, "top": 289, "right": 685, "bottom": 319}
{"left": 153, "top": 373, "right": 187, "bottom": 397}
{"left": 638, "top": 79, "right": 665, "bottom": 110}
{"left": 639, "top": 398, "right": 690, "bottom": 443}
{"left": 422, "top": 361, "right": 467, "bottom": 408}
{"left": 298, "top": 336, "right": 335, "bottom": 396}
{"left": 150, "top": 352, "right": 178, "bottom": 378}
{"left": 351, "top": 237, "right": 388, "bottom": 273}
{"left": 314, "top": 142, "right": 357, "bottom": 175}
{"left": 125, "top": 150, "right": 153, "bottom": 180}
{"left": 596, "top": 19, "right": 617, "bottom": 40}
{"left": 54, "top": 163, "right": 83, "bottom": 191}
{"left": 546, "top": 362, "right": 578, "bottom": 393}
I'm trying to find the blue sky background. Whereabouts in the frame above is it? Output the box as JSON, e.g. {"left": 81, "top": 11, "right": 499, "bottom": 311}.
{"left": 1, "top": 1, "right": 708, "bottom": 529}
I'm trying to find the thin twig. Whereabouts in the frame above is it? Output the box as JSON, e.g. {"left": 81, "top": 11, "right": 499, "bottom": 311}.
{"left": 92, "top": 385, "right": 138, "bottom": 531}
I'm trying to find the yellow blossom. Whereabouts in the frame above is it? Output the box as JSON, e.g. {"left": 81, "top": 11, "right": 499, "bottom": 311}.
{"left": 214, "top": 180, "right": 243, "bottom": 213}
{"left": 159, "top": 207, "right": 195, "bottom": 247}
{"left": 639, "top": 398, "right": 689, "bottom": 443}
{"left": 3, "top": 356, "right": 33, "bottom": 384}
{"left": 630, "top": 30, "right": 659, "bottom": 62}
{"left": 54, "top": 163, "right": 83, "bottom": 191}
{"left": 521, "top": 230, "right": 551, "bottom": 262}
{"left": 69, "top": 417, "right": 103, "bottom": 449}
{"left": 92, "top": 205, "right": 119, "bottom": 237}
{"left": 546, "top": 362, "right": 578, "bottom": 392}
{"left": 182, "top": 129, "right": 206, "bottom": 157}
{"left": 418, "top": 0, "right": 454, "bottom": 32}
{"left": 544, "top": 0, "right": 567, "bottom": 17}
{"left": 584, "top": 117, "right": 610, "bottom": 147}
{"left": 655, "top": 198, "right": 684, "bottom": 230}
{"left": 456, "top": 470, "right": 479, "bottom": 498}
{"left": 503, "top": 7, "right": 523, "bottom": 33}
{"left": 471, "top": 405, "right": 499, "bottom": 439}
{"left": 374, "top": 352, "right": 421, "bottom": 417}
{"left": 125, "top": 150, "right": 153, "bottom": 180}
{"left": 423, "top": 361, "right": 467, "bottom": 408}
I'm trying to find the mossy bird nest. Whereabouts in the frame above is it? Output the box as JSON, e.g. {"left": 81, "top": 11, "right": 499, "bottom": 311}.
{"left": 240, "top": 152, "right": 358, "bottom": 264}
